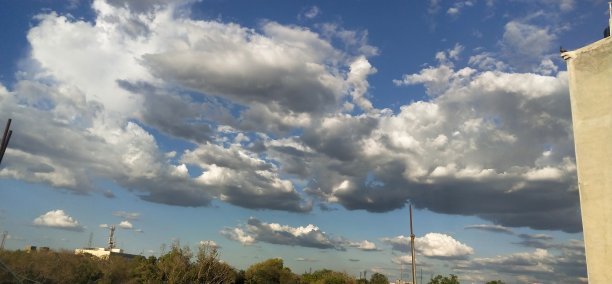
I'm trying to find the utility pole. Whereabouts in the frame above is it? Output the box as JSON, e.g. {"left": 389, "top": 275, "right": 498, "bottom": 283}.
{"left": 0, "top": 231, "right": 7, "bottom": 250}
{"left": 410, "top": 205, "right": 416, "bottom": 284}
{"left": 0, "top": 118, "right": 13, "bottom": 165}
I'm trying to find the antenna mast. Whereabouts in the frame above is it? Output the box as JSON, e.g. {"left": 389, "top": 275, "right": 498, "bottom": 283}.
{"left": 410, "top": 205, "right": 416, "bottom": 284}
{"left": 88, "top": 232, "right": 93, "bottom": 248}
{"left": 107, "top": 225, "right": 116, "bottom": 250}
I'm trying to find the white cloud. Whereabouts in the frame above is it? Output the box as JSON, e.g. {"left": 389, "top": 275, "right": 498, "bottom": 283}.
{"left": 382, "top": 233, "right": 474, "bottom": 259}
{"left": 348, "top": 240, "right": 379, "bottom": 251}
{"left": 199, "top": 240, "right": 219, "bottom": 248}
{"left": 500, "top": 20, "right": 556, "bottom": 71}
{"left": 417, "top": 233, "right": 474, "bottom": 259}
{"left": 222, "top": 218, "right": 376, "bottom": 251}
{"left": 220, "top": 227, "right": 255, "bottom": 245}
{"left": 301, "top": 6, "right": 321, "bottom": 19}
{"left": 33, "top": 210, "right": 83, "bottom": 231}
{"left": 119, "top": 220, "right": 133, "bottom": 229}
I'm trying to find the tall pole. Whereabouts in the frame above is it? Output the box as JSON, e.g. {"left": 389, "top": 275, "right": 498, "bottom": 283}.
{"left": 410, "top": 205, "right": 416, "bottom": 284}
{"left": 0, "top": 231, "right": 7, "bottom": 250}
{"left": 609, "top": 1, "right": 612, "bottom": 31}
{"left": 0, "top": 119, "right": 12, "bottom": 164}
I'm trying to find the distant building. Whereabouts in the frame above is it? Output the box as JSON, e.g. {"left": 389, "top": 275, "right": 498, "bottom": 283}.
{"left": 74, "top": 247, "right": 137, "bottom": 260}
{"left": 23, "top": 245, "right": 36, "bottom": 253}
{"left": 75, "top": 224, "right": 137, "bottom": 259}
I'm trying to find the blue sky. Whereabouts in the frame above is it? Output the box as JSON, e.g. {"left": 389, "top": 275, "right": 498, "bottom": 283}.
{"left": 0, "top": 0, "right": 607, "bottom": 282}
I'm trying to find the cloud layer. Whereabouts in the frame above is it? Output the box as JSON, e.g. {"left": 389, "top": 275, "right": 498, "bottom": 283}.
{"left": 0, "top": 0, "right": 581, "bottom": 234}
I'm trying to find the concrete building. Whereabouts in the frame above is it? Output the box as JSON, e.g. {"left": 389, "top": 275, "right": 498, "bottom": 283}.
{"left": 74, "top": 247, "right": 137, "bottom": 260}
{"left": 564, "top": 10, "right": 612, "bottom": 283}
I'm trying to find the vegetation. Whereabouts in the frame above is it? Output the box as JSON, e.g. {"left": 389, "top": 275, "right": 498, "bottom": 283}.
{"left": 1, "top": 247, "right": 506, "bottom": 284}
{"left": 428, "top": 274, "right": 460, "bottom": 284}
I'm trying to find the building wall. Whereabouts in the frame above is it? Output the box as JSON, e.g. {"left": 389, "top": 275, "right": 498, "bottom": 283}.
{"left": 567, "top": 36, "right": 612, "bottom": 283}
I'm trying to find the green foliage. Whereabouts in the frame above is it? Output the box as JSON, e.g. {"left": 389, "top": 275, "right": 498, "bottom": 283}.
{"left": 157, "top": 242, "right": 193, "bottom": 283}
{"left": 0, "top": 247, "right": 375, "bottom": 284}
{"left": 369, "top": 272, "right": 388, "bottom": 284}
{"left": 485, "top": 281, "right": 505, "bottom": 284}
{"left": 0, "top": 242, "right": 236, "bottom": 284}
{"left": 245, "top": 258, "right": 299, "bottom": 284}
{"left": 0, "top": 249, "right": 103, "bottom": 283}
{"left": 301, "top": 269, "right": 356, "bottom": 284}
{"left": 428, "top": 274, "right": 460, "bottom": 284}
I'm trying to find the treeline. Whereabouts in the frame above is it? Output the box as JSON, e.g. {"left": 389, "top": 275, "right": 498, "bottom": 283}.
{"left": 0, "top": 243, "right": 389, "bottom": 284}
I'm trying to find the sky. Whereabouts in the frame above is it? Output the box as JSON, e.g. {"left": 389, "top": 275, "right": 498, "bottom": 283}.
{"left": 0, "top": 0, "right": 608, "bottom": 283}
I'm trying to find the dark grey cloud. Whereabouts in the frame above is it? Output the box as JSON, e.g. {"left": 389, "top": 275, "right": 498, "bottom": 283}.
{"left": 464, "top": 224, "right": 514, "bottom": 234}
{"left": 222, "top": 217, "right": 343, "bottom": 250}
{"left": 142, "top": 21, "right": 346, "bottom": 116}
{"left": 513, "top": 233, "right": 554, "bottom": 248}
{"left": 118, "top": 80, "right": 214, "bottom": 143}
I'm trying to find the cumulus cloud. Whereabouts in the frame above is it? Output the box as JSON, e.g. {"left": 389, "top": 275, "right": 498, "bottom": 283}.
{"left": 382, "top": 233, "right": 473, "bottom": 259}
{"left": 416, "top": 233, "right": 474, "bottom": 259}
{"left": 0, "top": 0, "right": 583, "bottom": 234}
{"left": 119, "top": 220, "right": 133, "bottom": 229}
{"left": 347, "top": 240, "right": 380, "bottom": 251}
{"left": 222, "top": 218, "right": 340, "bottom": 250}
{"left": 305, "top": 52, "right": 579, "bottom": 232}
{"left": 222, "top": 218, "right": 378, "bottom": 251}
{"left": 464, "top": 224, "right": 514, "bottom": 234}
{"left": 33, "top": 210, "right": 83, "bottom": 231}
{"left": 220, "top": 227, "right": 255, "bottom": 245}
{"left": 0, "top": 0, "right": 385, "bottom": 214}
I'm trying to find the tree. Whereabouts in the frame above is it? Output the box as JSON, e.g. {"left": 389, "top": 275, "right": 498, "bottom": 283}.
{"left": 245, "top": 258, "right": 298, "bottom": 284}
{"left": 301, "top": 269, "right": 356, "bottom": 284}
{"left": 194, "top": 242, "right": 235, "bottom": 284}
{"left": 369, "top": 272, "right": 388, "bottom": 284}
{"left": 133, "top": 255, "right": 162, "bottom": 283}
{"left": 157, "top": 241, "right": 193, "bottom": 283}
{"left": 485, "top": 281, "right": 505, "bottom": 284}
{"left": 428, "top": 274, "right": 460, "bottom": 284}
